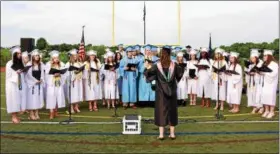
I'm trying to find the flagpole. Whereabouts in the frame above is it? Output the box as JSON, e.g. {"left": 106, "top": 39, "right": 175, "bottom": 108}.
{"left": 112, "top": 0, "right": 115, "bottom": 46}
{"left": 177, "top": 1, "right": 181, "bottom": 46}
{"left": 143, "top": 1, "right": 146, "bottom": 45}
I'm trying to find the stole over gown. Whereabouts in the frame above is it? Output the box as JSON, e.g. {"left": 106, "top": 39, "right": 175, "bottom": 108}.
{"left": 144, "top": 62, "right": 183, "bottom": 127}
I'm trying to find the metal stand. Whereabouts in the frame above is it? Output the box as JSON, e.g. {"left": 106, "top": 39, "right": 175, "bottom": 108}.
{"left": 60, "top": 71, "right": 74, "bottom": 125}
{"left": 214, "top": 54, "right": 225, "bottom": 120}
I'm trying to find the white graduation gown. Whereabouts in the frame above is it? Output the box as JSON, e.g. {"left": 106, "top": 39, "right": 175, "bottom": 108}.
{"left": 101, "top": 64, "right": 119, "bottom": 99}
{"left": 5, "top": 60, "right": 27, "bottom": 113}
{"left": 211, "top": 60, "right": 228, "bottom": 101}
{"left": 197, "top": 59, "right": 213, "bottom": 98}
{"left": 246, "top": 61, "right": 263, "bottom": 108}
{"left": 186, "top": 60, "right": 198, "bottom": 94}
{"left": 65, "top": 62, "right": 84, "bottom": 104}
{"left": 226, "top": 64, "right": 243, "bottom": 105}
{"left": 177, "top": 64, "right": 188, "bottom": 100}
{"left": 25, "top": 64, "right": 45, "bottom": 110}
{"left": 83, "top": 60, "right": 102, "bottom": 101}
{"left": 261, "top": 61, "right": 278, "bottom": 106}
{"left": 45, "top": 62, "right": 66, "bottom": 109}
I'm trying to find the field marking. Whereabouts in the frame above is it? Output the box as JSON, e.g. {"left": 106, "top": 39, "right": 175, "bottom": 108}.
{"left": 1, "top": 107, "right": 279, "bottom": 119}
{"left": 1, "top": 130, "right": 279, "bottom": 136}
{"left": 1, "top": 135, "right": 278, "bottom": 147}
{"left": 0, "top": 120, "right": 279, "bottom": 125}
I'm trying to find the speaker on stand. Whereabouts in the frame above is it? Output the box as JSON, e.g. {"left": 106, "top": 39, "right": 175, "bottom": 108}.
{"left": 20, "top": 38, "right": 35, "bottom": 53}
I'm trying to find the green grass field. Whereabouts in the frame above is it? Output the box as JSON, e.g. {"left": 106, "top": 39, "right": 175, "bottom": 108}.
{"left": 0, "top": 72, "right": 279, "bottom": 153}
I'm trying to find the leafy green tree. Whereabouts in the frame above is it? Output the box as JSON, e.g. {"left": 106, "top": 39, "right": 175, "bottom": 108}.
{"left": 36, "top": 38, "right": 48, "bottom": 50}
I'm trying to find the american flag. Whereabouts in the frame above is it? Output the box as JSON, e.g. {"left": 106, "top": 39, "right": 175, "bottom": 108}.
{"left": 79, "top": 25, "right": 86, "bottom": 61}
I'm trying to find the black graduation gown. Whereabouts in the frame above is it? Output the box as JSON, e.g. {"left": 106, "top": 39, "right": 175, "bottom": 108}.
{"left": 144, "top": 63, "right": 183, "bottom": 126}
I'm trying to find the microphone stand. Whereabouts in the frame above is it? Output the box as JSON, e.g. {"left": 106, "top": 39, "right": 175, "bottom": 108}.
{"left": 215, "top": 54, "right": 224, "bottom": 120}
{"left": 60, "top": 68, "right": 74, "bottom": 124}
{"left": 112, "top": 67, "right": 119, "bottom": 118}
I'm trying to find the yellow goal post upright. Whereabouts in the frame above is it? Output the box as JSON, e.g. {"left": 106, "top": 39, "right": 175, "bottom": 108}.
{"left": 111, "top": 1, "right": 182, "bottom": 47}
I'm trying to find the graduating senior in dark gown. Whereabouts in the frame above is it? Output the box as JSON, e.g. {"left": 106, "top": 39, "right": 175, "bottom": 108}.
{"left": 144, "top": 47, "right": 183, "bottom": 140}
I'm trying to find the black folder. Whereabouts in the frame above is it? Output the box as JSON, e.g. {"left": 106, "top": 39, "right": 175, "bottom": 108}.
{"left": 212, "top": 65, "right": 226, "bottom": 73}
{"left": 104, "top": 64, "right": 115, "bottom": 70}
{"left": 90, "top": 67, "right": 99, "bottom": 72}
{"left": 126, "top": 63, "right": 137, "bottom": 71}
{"left": 178, "top": 63, "right": 187, "bottom": 69}
{"left": 189, "top": 69, "right": 196, "bottom": 79}
{"left": 194, "top": 64, "right": 210, "bottom": 69}
{"left": 48, "top": 68, "right": 68, "bottom": 75}
{"left": 68, "top": 65, "right": 85, "bottom": 72}
{"left": 258, "top": 65, "right": 272, "bottom": 72}
{"left": 11, "top": 65, "right": 32, "bottom": 72}
{"left": 224, "top": 70, "right": 240, "bottom": 75}
{"left": 244, "top": 60, "right": 251, "bottom": 69}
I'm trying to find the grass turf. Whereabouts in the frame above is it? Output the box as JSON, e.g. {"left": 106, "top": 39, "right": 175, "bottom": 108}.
{"left": 0, "top": 72, "right": 279, "bottom": 153}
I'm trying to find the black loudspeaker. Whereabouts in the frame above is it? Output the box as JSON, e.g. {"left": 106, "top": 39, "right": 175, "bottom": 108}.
{"left": 20, "top": 38, "right": 35, "bottom": 53}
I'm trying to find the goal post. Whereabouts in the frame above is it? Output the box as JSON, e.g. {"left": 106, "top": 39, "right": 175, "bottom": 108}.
{"left": 111, "top": 1, "right": 181, "bottom": 47}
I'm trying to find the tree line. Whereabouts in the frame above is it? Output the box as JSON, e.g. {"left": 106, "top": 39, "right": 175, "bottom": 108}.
{"left": 0, "top": 37, "right": 278, "bottom": 67}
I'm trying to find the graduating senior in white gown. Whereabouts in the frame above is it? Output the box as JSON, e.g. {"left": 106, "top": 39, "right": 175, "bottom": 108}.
{"left": 245, "top": 49, "right": 264, "bottom": 114}
{"left": 45, "top": 50, "right": 66, "bottom": 119}
{"left": 65, "top": 49, "right": 84, "bottom": 113}
{"left": 211, "top": 48, "right": 229, "bottom": 111}
{"left": 25, "top": 49, "right": 45, "bottom": 120}
{"left": 83, "top": 50, "right": 102, "bottom": 111}
{"left": 176, "top": 52, "right": 188, "bottom": 104}
{"left": 101, "top": 51, "right": 119, "bottom": 109}
{"left": 5, "top": 46, "right": 27, "bottom": 124}
{"left": 197, "top": 48, "right": 213, "bottom": 108}
{"left": 260, "top": 50, "right": 278, "bottom": 119}
{"left": 186, "top": 50, "right": 198, "bottom": 105}
{"left": 226, "top": 52, "right": 243, "bottom": 113}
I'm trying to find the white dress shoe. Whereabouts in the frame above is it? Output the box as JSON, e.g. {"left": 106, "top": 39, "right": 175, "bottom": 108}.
{"left": 266, "top": 112, "right": 275, "bottom": 119}
{"left": 262, "top": 111, "right": 269, "bottom": 118}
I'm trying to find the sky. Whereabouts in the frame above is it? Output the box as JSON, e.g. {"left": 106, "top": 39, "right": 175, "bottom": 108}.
{"left": 1, "top": 1, "right": 279, "bottom": 49}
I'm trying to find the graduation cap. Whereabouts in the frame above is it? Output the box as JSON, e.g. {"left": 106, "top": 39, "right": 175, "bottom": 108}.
{"left": 151, "top": 45, "right": 158, "bottom": 53}
{"left": 48, "top": 68, "right": 68, "bottom": 75}
{"left": 22, "top": 51, "right": 29, "bottom": 57}
{"left": 176, "top": 52, "right": 184, "bottom": 57}
{"left": 125, "top": 46, "right": 133, "bottom": 52}
{"left": 105, "top": 48, "right": 111, "bottom": 53}
{"left": 174, "top": 46, "right": 182, "bottom": 52}
{"left": 31, "top": 49, "right": 40, "bottom": 56}
{"left": 49, "top": 50, "right": 60, "bottom": 58}
{"left": 143, "top": 44, "right": 152, "bottom": 51}
{"left": 200, "top": 47, "right": 208, "bottom": 53}
{"left": 263, "top": 49, "right": 274, "bottom": 56}
{"left": 68, "top": 49, "right": 78, "bottom": 55}
{"left": 87, "top": 50, "right": 97, "bottom": 56}
{"left": 189, "top": 49, "right": 197, "bottom": 55}
{"left": 162, "top": 45, "right": 172, "bottom": 54}
{"left": 133, "top": 45, "right": 141, "bottom": 51}
{"left": 215, "top": 48, "right": 224, "bottom": 54}
{"left": 10, "top": 46, "right": 21, "bottom": 55}
{"left": 230, "top": 52, "right": 239, "bottom": 58}
{"left": 106, "top": 51, "right": 115, "bottom": 57}
{"left": 118, "top": 44, "right": 124, "bottom": 48}
{"left": 250, "top": 49, "right": 260, "bottom": 58}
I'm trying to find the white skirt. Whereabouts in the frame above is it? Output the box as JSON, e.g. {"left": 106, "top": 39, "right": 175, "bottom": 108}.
{"left": 104, "top": 80, "right": 119, "bottom": 99}
{"left": 26, "top": 84, "right": 44, "bottom": 110}
{"left": 69, "top": 79, "right": 84, "bottom": 104}
{"left": 188, "top": 79, "right": 197, "bottom": 94}
{"left": 84, "top": 79, "right": 102, "bottom": 101}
